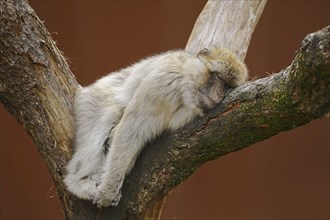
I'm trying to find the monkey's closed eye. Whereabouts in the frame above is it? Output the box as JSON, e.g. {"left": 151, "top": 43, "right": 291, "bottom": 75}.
{"left": 224, "top": 83, "right": 233, "bottom": 90}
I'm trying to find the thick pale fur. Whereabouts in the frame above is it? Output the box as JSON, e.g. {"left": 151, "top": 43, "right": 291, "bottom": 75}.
{"left": 64, "top": 48, "right": 248, "bottom": 207}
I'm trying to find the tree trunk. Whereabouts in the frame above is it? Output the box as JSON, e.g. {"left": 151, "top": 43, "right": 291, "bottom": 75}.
{"left": 1, "top": 0, "right": 329, "bottom": 219}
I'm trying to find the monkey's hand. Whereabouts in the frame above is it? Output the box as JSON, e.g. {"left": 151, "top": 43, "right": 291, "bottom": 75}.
{"left": 93, "top": 178, "right": 123, "bottom": 207}
{"left": 64, "top": 174, "right": 101, "bottom": 201}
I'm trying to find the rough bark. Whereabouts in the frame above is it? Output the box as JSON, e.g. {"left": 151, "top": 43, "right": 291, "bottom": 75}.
{"left": 0, "top": 0, "right": 329, "bottom": 220}
{"left": 0, "top": 0, "right": 92, "bottom": 219}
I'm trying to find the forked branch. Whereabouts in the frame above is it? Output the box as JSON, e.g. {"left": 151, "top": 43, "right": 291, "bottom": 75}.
{"left": 1, "top": 0, "right": 328, "bottom": 219}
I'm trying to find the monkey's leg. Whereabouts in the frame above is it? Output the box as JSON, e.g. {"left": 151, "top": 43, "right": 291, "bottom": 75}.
{"left": 93, "top": 106, "right": 166, "bottom": 207}
{"left": 64, "top": 107, "right": 122, "bottom": 200}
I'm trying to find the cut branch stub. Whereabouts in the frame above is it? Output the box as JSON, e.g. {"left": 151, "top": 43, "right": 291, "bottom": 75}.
{"left": 186, "top": 0, "right": 267, "bottom": 59}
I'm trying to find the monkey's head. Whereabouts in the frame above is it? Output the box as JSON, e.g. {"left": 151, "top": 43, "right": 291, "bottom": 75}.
{"left": 196, "top": 47, "right": 248, "bottom": 110}
{"left": 197, "top": 47, "right": 248, "bottom": 88}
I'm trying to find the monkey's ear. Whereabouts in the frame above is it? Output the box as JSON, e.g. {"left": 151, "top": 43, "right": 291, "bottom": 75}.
{"left": 197, "top": 48, "right": 209, "bottom": 58}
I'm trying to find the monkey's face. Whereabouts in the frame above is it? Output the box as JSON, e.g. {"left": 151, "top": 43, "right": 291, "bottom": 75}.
{"left": 197, "top": 72, "right": 231, "bottom": 110}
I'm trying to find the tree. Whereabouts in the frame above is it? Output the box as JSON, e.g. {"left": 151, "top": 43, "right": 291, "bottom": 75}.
{"left": 0, "top": 0, "right": 329, "bottom": 219}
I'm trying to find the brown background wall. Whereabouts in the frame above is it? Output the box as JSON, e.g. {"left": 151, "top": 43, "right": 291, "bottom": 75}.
{"left": 0, "top": 1, "right": 329, "bottom": 219}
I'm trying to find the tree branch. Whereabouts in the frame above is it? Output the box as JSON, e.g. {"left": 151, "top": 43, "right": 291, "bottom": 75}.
{"left": 186, "top": 0, "right": 267, "bottom": 59}
{"left": 0, "top": 0, "right": 87, "bottom": 219}
{"left": 1, "top": 0, "right": 328, "bottom": 219}
{"left": 101, "top": 26, "right": 330, "bottom": 219}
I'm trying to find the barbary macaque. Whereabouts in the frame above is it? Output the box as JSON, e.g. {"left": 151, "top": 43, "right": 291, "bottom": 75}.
{"left": 64, "top": 47, "right": 248, "bottom": 207}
